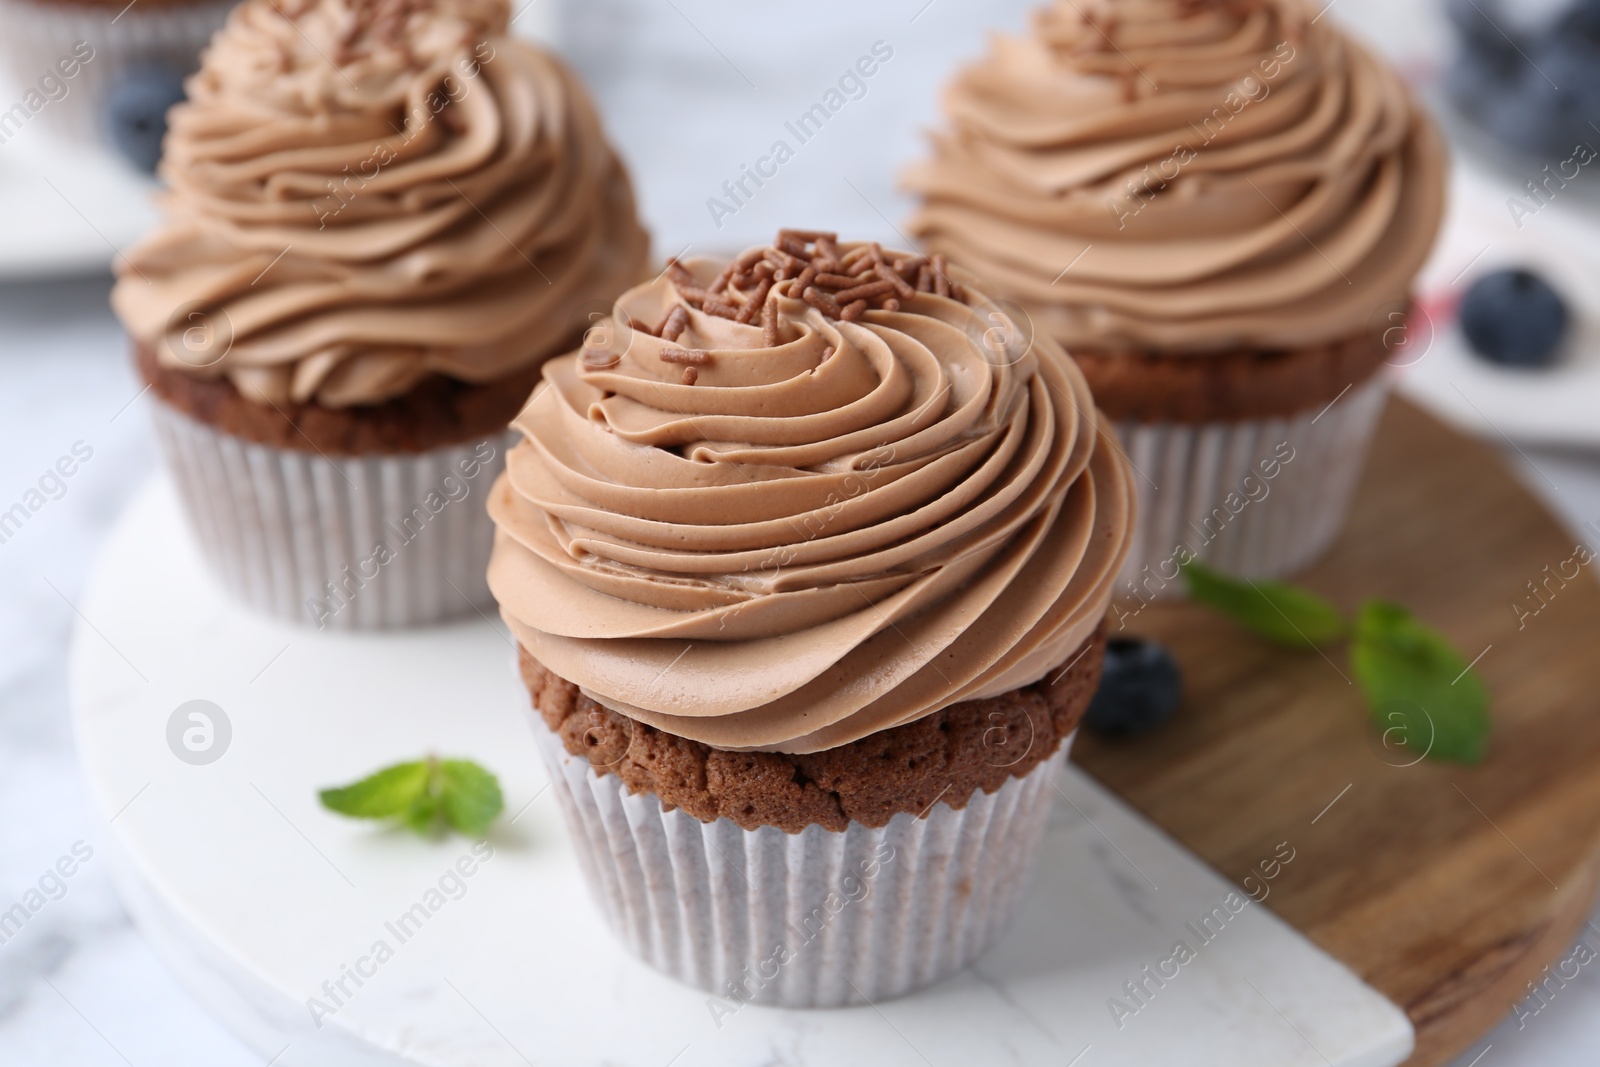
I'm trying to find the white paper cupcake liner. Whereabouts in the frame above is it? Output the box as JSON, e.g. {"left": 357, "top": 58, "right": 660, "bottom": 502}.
{"left": 151, "top": 399, "right": 510, "bottom": 630}
{"left": 1113, "top": 375, "right": 1389, "bottom": 598}
{"left": 530, "top": 717, "right": 1069, "bottom": 1009}
{"left": 0, "top": 0, "right": 231, "bottom": 147}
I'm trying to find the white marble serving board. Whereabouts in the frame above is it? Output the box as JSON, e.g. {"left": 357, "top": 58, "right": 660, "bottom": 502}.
{"left": 66, "top": 477, "right": 1414, "bottom": 1067}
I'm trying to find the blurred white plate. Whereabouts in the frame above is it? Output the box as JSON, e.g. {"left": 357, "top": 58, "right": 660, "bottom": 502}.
{"left": 1397, "top": 148, "right": 1600, "bottom": 451}
{"left": 0, "top": 127, "right": 159, "bottom": 280}
{"left": 0, "top": 9, "right": 561, "bottom": 282}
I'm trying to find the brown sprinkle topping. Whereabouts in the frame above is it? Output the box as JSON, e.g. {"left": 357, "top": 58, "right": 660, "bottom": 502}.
{"left": 777, "top": 235, "right": 812, "bottom": 258}
{"left": 778, "top": 228, "right": 835, "bottom": 244}
{"left": 709, "top": 262, "right": 738, "bottom": 295}
{"left": 876, "top": 262, "right": 916, "bottom": 299}
{"left": 681, "top": 367, "right": 699, "bottom": 386}
{"left": 766, "top": 248, "right": 803, "bottom": 272}
{"left": 660, "top": 305, "right": 689, "bottom": 342}
{"left": 816, "top": 234, "right": 841, "bottom": 272}
{"left": 835, "top": 279, "right": 895, "bottom": 304}
{"left": 762, "top": 297, "right": 781, "bottom": 348}
{"left": 652, "top": 230, "right": 973, "bottom": 352}
{"left": 802, "top": 286, "right": 843, "bottom": 320}
{"left": 659, "top": 348, "right": 712, "bottom": 367}
{"left": 736, "top": 280, "right": 772, "bottom": 324}
{"left": 328, "top": 0, "right": 429, "bottom": 62}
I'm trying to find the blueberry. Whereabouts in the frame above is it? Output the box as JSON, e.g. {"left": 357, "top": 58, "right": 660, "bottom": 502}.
{"left": 1480, "top": 36, "right": 1600, "bottom": 156}
{"left": 1443, "top": 14, "right": 1523, "bottom": 133}
{"left": 105, "top": 66, "right": 187, "bottom": 174}
{"left": 1459, "top": 268, "right": 1570, "bottom": 368}
{"left": 1446, "top": 0, "right": 1600, "bottom": 154}
{"left": 1556, "top": 0, "right": 1600, "bottom": 44}
{"left": 1445, "top": 52, "right": 1514, "bottom": 121}
{"left": 1445, "top": 0, "right": 1522, "bottom": 70}
{"left": 1083, "top": 637, "right": 1182, "bottom": 739}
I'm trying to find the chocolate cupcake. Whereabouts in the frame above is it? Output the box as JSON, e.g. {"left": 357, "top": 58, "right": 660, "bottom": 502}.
{"left": 111, "top": 0, "right": 649, "bottom": 628}
{"left": 488, "top": 230, "right": 1134, "bottom": 1006}
{"left": 906, "top": 0, "right": 1446, "bottom": 590}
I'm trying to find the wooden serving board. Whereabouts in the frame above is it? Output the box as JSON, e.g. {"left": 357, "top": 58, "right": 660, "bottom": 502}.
{"left": 1074, "top": 397, "right": 1600, "bottom": 1066}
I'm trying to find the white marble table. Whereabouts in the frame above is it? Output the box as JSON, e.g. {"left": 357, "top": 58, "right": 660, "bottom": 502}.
{"left": 4, "top": 272, "right": 1600, "bottom": 1067}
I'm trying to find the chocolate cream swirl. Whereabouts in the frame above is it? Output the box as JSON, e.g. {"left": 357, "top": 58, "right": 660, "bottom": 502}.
{"left": 112, "top": 0, "right": 649, "bottom": 408}
{"left": 488, "top": 232, "right": 1134, "bottom": 754}
{"left": 905, "top": 0, "right": 1447, "bottom": 353}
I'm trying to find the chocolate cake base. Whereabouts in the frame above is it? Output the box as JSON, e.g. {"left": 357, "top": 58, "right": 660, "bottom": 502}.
{"left": 136, "top": 342, "right": 550, "bottom": 456}
{"left": 519, "top": 626, "right": 1106, "bottom": 835}
{"left": 1072, "top": 319, "right": 1400, "bottom": 424}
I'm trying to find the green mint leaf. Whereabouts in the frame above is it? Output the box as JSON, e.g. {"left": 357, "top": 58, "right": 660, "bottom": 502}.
{"left": 320, "top": 756, "right": 504, "bottom": 838}
{"left": 1350, "top": 601, "right": 1490, "bottom": 764}
{"left": 1181, "top": 561, "right": 1346, "bottom": 649}
{"left": 438, "top": 760, "right": 504, "bottom": 837}
{"left": 404, "top": 790, "right": 443, "bottom": 836}
{"left": 319, "top": 761, "right": 430, "bottom": 819}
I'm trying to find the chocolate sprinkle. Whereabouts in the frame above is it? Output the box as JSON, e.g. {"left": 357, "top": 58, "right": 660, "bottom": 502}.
{"left": 650, "top": 231, "right": 971, "bottom": 353}
{"left": 660, "top": 305, "right": 689, "bottom": 342}
{"left": 802, "top": 286, "right": 843, "bottom": 320}
{"left": 762, "top": 295, "right": 781, "bottom": 348}
{"left": 659, "top": 348, "right": 712, "bottom": 367}
{"left": 835, "top": 279, "right": 895, "bottom": 304}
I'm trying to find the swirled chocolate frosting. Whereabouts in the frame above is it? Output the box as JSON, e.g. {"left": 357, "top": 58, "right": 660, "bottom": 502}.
{"left": 488, "top": 231, "right": 1134, "bottom": 753}
{"left": 112, "top": 0, "right": 649, "bottom": 408}
{"left": 905, "top": 0, "right": 1447, "bottom": 353}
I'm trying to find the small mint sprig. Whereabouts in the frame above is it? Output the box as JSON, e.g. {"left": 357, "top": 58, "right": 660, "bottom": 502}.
{"left": 1179, "top": 561, "right": 1345, "bottom": 648}
{"left": 1180, "top": 561, "right": 1490, "bottom": 764}
{"left": 1350, "top": 601, "right": 1490, "bottom": 765}
{"left": 319, "top": 756, "right": 504, "bottom": 837}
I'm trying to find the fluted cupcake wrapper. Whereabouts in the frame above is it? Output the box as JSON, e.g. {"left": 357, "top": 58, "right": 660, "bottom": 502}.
{"left": 0, "top": 0, "right": 232, "bottom": 149}
{"left": 529, "top": 716, "right": 1069, "bottom": 1009}
{"left": 1114, "top": 375, "right": 1388, "bottom": 598}
{"left": 152, "top": 398, "right": 509, "bottom": 630}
